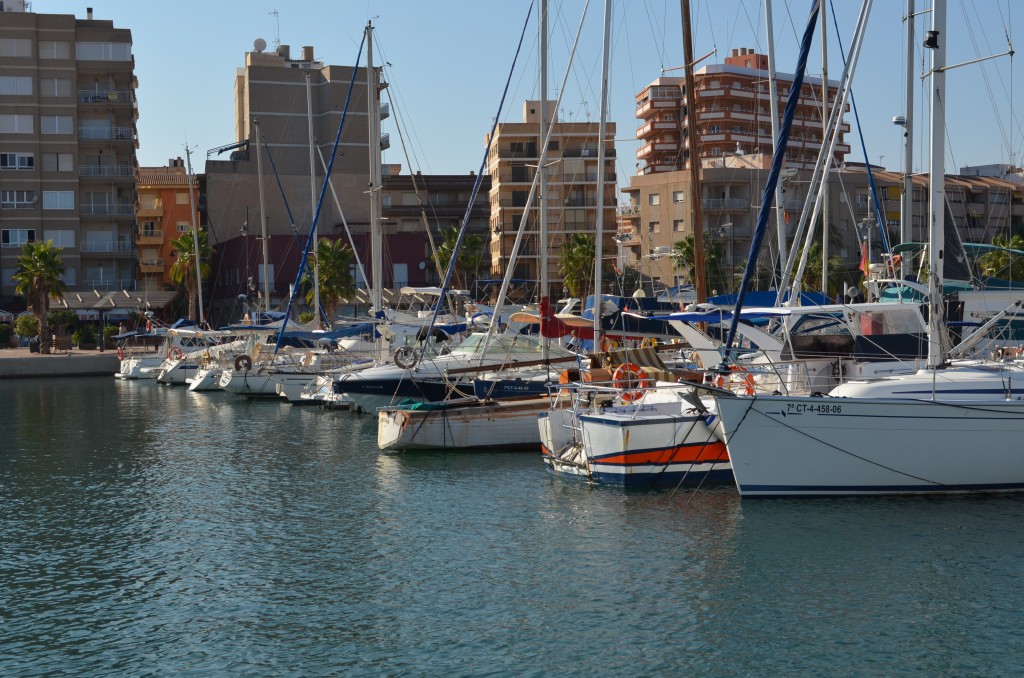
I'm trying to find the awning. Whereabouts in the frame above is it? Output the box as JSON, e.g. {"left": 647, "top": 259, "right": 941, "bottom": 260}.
{"left": 76, "top": 309, "right": 100, "bottom": 321}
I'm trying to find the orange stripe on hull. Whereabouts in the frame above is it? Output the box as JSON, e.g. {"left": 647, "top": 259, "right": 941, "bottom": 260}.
{"left": 592, "top": 441, "right": 729, "bottom": 466}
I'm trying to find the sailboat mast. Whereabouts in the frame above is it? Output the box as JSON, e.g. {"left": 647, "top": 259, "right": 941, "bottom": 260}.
{"left": 539, "top": 0, "right": 549, "bottom": 361}
{"left": 184, "top": 145, "right": 204, "bottom": 326}
{"left": 306, "top": 69, "right": 321, "bottom": 327}
{"left": 765, "top": 0, "right": 787, "bottom": 286}
{"left": 681, "top": 0, "right": 706, "bottom": 303}
{"left": 254, "top": 119, "right": 271, "bottom": 313}
{"left": 820, "top": 11, "right": 830, "bottom": 297}
{"left": 926, "top": 0, "right": 946, "bottom": 368}
{"left": 901, "top": 0, "right": 915, "bottom": 278}
{"left": 591, "top": 0, "right": 612, "bottom": 349}
{"left": 366, "top": 21, "right": 384, "bottom": 316}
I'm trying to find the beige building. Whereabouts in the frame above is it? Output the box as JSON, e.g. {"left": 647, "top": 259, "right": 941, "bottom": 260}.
{"left": 0, "top": 5, "right": 138, "bottom": 298}
{"left": 486, "top": 101, "right": 617, "bottom": 299}
{"left": 205, "top": 42, "right": 379, "bottom": 322}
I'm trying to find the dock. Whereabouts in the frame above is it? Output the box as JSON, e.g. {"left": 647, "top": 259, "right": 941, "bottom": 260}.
{"left": 0, "top": 347, "right": 120, "bottom": 379}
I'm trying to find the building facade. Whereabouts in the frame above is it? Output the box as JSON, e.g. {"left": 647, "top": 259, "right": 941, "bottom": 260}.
{"left": 137, "top": 159, "right": 200, "bottom": 293}
{"left": 0, "top": 6, "right": 138, "bottom": 300}
{"left": 486, "top": 101, "right": 617, "bottom": 299}
{"left": 634, "top": 48, "right": 850, "bottom": 175}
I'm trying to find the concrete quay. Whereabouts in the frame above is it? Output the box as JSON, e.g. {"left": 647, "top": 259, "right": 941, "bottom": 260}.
{"left": 0, "top": 347, "right": 120, "bottom": 379}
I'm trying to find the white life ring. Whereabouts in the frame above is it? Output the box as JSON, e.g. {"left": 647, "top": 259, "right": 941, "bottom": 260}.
{"left": 394, "top": 346, "right": 419, "bottom": 369}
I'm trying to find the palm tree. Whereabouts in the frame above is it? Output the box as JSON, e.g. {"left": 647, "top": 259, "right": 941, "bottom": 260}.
{"left": 168, "top": 229, "right": 213, "bottom": 322}
{"left": 794, "top": 241, "right": 849, "bottom": 301}
{"left": 435, "top": 225, "right": 485, "bottom": 291}
{"left": 559, "top": 233, "right": 595, "bottom": 298}
{"left": 673, "top": 233, "right": 728, "bottom": 295}
{"left": 303, "top": 237, "right": 355, "bottom": 325}
{"left": 977, "top": 234, "right": 1024, "bottom": 282}
{"left": 12, "top": 240, "right": 66, "bottom": 354}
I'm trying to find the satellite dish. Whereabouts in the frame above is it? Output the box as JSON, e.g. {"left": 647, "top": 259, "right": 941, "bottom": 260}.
{"left": 254, "top": 38, "right": 267, "bottom": 53}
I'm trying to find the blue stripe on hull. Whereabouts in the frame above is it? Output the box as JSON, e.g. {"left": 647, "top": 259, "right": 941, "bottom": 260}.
{"left": 740, "top": 481, "right": 1024, "bottom": 497}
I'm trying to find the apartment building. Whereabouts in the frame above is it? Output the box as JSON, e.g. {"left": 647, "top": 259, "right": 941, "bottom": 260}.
{"left": 486, "top": 101, "right": 617, "bottom": 299}
{"left": 0, "top": 5, "right": 138, "bottom": 298}
{"left": 634, "top": 48, "right": 849, "bottom": 175}
{"left": 137, "top": 159, "right": 200, "bottom": 293}
{"left": 205, "top": 42, "right": 377, "bottom": 324}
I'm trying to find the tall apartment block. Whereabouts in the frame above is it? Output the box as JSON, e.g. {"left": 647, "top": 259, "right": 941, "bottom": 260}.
{"left": 0, "top": 4, "right": 138, "bottom": 299}
{"left": 634, "top": 48, "right": 849, "bottom": 175}
{"left": 137, "top": 159, "right": 200, "bottom": 293}
{"left": 205, "top": 42, "right": 377, "bottom": 323}
{"left": 486, "top": 101, "right": 617, "bottom": 299}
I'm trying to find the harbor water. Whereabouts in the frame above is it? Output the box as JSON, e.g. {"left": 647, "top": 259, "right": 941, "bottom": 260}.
{"left": 2, "top": 377, "right": 1023, "bottom": 675}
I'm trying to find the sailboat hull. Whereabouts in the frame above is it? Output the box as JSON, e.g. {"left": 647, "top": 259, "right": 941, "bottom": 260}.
{"left": 378, "top": 398, "right": 549, "bottom": 452}
{"left": 715, "top": 394, "right": 1024, "bottom": 497}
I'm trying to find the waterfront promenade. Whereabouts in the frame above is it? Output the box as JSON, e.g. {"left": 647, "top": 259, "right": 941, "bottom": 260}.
{"left": 0, "top": 347, "right": 119, "bottom": 379}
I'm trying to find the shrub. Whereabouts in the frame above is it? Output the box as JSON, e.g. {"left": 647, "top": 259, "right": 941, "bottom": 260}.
{"left": 47, "top": 308, "right": 76, "bottom": 335}
{"left": 0, "top": 323, "right": 10, "bottom": 345}
{"left": 73, "top": 325, "right": 97, "bottom": 345}
{"left": 14, "top": 315, "right": 39, "bottom": 338}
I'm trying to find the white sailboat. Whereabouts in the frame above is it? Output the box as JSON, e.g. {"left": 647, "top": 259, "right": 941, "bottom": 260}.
{"left": 713, "top": 0, "right": 1024, "bottom": 498}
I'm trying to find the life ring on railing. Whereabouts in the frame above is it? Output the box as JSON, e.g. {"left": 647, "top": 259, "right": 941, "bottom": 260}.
{"left": 612, "top": 362, "right": 651, "bottom": 402}
{"left": 117, "top": 346, "right": 125, "bottom": 360}
{"left": 167, "top": 347, "right": 183, "bottom": 361}
{"left": 394, "top": 346, "right": 419, "bottom": 370}
{"left": 234, "top": 354, "right": 253, "bottom": 371}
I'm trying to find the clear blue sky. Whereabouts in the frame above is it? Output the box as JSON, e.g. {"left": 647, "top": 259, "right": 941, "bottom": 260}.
{"left": 36, "top": 0, "right": 1024, "bottom": 187}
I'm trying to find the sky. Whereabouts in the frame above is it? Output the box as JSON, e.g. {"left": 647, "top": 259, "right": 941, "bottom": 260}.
{"left": 32, "top": 0, "right": 1024, "bottom": 190}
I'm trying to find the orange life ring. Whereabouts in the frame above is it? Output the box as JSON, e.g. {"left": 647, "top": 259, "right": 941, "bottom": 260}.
{"left": 612, "top": 362, "right": 651, "bottom": 402}
{"left": 168, "top": 347, "right": 183, "bottom": 361}
{"left": 117, "top": 346, "right": 125, "bottom": 360}
{"left": 731, "top": 365, "right": 756, "bottom": 396}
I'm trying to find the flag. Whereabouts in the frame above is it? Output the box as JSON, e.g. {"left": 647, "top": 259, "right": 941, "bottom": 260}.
{"left": 859, "top": 239, "right": 869, "bottom": 277}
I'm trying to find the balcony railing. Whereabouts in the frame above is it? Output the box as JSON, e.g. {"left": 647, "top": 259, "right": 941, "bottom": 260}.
{"left": 702, "top": 198, "right": 750, "bottom": 210}
{"left": 80, "top": 164, "right": 134, "bottom": 178}
{"left": 138, "top": 229, "right": 163, "bottom": 240}
{"left": 78, "top": 89, "right": 133, "bottom": 104}
{"left": 81, "top": 203, "right": 135, "bottom": 216}
{"left": 79, "top": 126, "right": 135, "bottom": 141}
{"left": 80, "top": 279, "right": 137, "bottom": 291}
{"left": 80, "top": 240, "right": 133, "bottom": 253}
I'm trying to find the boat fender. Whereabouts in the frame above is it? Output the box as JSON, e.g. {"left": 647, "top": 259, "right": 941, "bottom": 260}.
{"left": 394, "top": 346, "right": 419, "bottom": 370}
{"left": 168, "top": 347, "right": 184, "bottom": 361}
{"left": 235, "top": 354, "right": 253, "bottom": 371}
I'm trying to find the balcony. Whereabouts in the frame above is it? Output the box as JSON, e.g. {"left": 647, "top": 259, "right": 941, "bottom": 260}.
{"left": 79, "top": 126, "right": 135, "bottom": 142}
{"left": 702, "top": 198, "right": 750, "bottom": 211}
{"left": 78, "top": 89, "right": 133, "bottom": 104}
{"left": 80, "top": 240, "right": 133, "bottom": 254}
{"left": 139, "top": 258, "right": 164, "bottom": 273}
{"left": 636, "top": 141, "right": 679, "bottom": 160}
{"left": 80, "top": 164, "right": 135, "bottom": 178}
{"left": 80, "top": 278, "right": 137, "bottom": 291}
{"left": 137, "top": 229, "right": 163, "bottom": 244}
{"left": 81, "top": 203, "right": 135, "bottom": 216}
{"left": 138, "top": 199, "right": 163, "bottom": 217}
{"left": 636, "top": 120, "right": 678, "bottom": 138}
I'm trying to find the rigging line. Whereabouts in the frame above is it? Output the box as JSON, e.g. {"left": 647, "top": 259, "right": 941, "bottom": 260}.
{"left": 959, "top": 0, "right": 1015, "bottom": 166}
{"left": 260, "top": 139, "right": 305, "bottom": 252}
{"left": 828, "top": 0, "right": 889, "bottom": 254}
{"left": 274, "top": 29, "right": 366, "bottom": 354}
{"left": 313, "top": 143, "right": 367, "bottom": 299}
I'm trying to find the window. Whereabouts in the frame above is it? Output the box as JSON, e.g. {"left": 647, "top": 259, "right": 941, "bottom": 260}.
{"left": 0, "top": 39, "right": 31, "bottom": 58}
{"left": 40, "top": 116, "right": 73, "bottom": 135}
{"left": 673, "top": 219, "right": 686, "bottom": 232}
{"left": 42, "top": 191, "right": 74, "bottom": 210}
{"left": 177, "top": 222, "right": 190, "bottom": 233}
{"left": 175, "top": 192, "right": 190, "bottom": 205}
{"left": 38, "top": 41, "right": 71, "bottom": 59}
{"left": 1, "top": 228, "right": 35, "bottom": 247}
{"left": 649, "top": 221, "right": 661, "bottom": 234}
{"left": 40, "top": 78, "right": 71, "bottom": 97}
{"left": 43, "top": 229, "right": 75, "bottom": 248}
{"left": 41, "top": 153, "right": 72, "bottom": 172}
{"left": 258, "top": 263, "right": 276, "bottom": 292}
{"left": 672, "top": 191, "right": 685, "bottom": 203}
{"left": 648, "top": 193, "right": 660, "bottom": 206}
{"left": 0, "top": 76, "right": 32, "bottom": 95}
{"left": 1, "top": 152, "right": 33, "bottom": 170}
{"left": 76, "top": 42, "right": 131, "bottom": 61}
{"left": 0, "top": 115, "right": 33, "bottom": 134}
{"left": 1, "top": 190, "right": 35, "bottom": 208}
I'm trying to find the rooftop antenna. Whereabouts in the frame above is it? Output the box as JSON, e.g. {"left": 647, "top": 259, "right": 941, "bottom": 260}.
{"left": 269, "top": 9, "right": 280, "bottom": 48}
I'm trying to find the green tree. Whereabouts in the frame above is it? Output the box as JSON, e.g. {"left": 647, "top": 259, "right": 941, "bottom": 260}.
{"left": 673, "top": 233, "right": 728, "bottom": 295}
{"left": 977, "top": 234, "right": 1024, "bottom": 282}
{"left": 12, "top": 240, "right": 66, "bottom": 354}
{"left": 168, "top": 229, "right": 213, "bottom": 322}
{"left": 559, "top": 233, "right": 596, "bottom": 298}
{"left": 793, "top": 242, "right": 849, "bottom": 301}
{"left": 303, "top": 237, "right": 355, "bottom": 326}
{"left": 435, "top": 226, "right": 485, "bottom": 291}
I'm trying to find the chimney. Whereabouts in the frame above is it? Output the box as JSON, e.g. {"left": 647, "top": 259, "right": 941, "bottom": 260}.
{"left": 278, "top": 44, "right": 290, "bottom": 60}
{"left": 87, "top": 7, "right": 93, "bottom": 19}
{"left": 301, "top": 46, "right": 314, "bottom": 62}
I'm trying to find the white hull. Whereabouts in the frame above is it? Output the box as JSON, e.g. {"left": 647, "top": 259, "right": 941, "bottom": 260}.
{"left": 219, "top": 368, "right": 318, "bottom": 398}
{"left": 187, "top": 367, "right": 223, "bottom": 391}
{"left": 157, "top": 358, "right": 201, "bottom": 384}
{"left": 715, "top": 392, "right": 1024, "bottom": 497}
{"left": 115, "top": 355, "right": 164, "bottom": 380}
{"left": 378, "top": 398, "right": 549, "bottom": 451}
